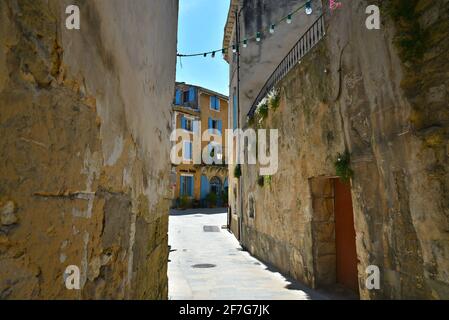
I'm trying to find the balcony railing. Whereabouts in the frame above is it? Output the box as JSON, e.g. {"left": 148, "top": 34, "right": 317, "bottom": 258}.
{"left": 248, "top": 14, "right": 326, "bottom": 118}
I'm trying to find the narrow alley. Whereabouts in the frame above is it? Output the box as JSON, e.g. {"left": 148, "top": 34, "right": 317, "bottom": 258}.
{"left": 168, "top": 209, "right": 325, "bottom": 300}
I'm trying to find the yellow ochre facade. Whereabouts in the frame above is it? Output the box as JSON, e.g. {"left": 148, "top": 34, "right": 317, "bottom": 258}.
{"left": 171, "top": 83, "right": 229, "bottom": 208}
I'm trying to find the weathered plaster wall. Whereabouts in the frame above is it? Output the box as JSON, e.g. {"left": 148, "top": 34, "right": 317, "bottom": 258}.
{"left": 227, "top": 0, "right": 324, "bottom": 245}
{"left": 0, "top": 0, "right": 178, "bottom": 299}
{"left": 238, "top": 0, "right": 323, "bottom": 116}
{"left": 241, "top": 45, "right": 341, "bottom": 288}
{"left": 239, "top": 0, "right": 448, "bottom": 299}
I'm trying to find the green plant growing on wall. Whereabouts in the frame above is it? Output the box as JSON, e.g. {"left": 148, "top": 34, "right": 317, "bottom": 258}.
{"left": 234, "top": 164, "right": 242, "bottom": 179}
{"left": 247, "top": 115, "right": 256, "bottom": 128}
{"left": 334, "top": 151, "right": 353, "bottom": 182}
{"left": 255, "top": 98, "right": 269, "bottom": 122}
{"left": 264, "top": 175, "right": 272, "bottom": 187}
{"left": 268, "top": 88, "right": 280, "bottom": 110}
{"left": 257, "top": 176, "right": 265, "bottom": 187}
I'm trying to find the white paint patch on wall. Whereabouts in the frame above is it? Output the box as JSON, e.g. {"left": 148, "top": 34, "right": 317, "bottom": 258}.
{"left": 105, "top": 135, "right": 124, "bottom": 166}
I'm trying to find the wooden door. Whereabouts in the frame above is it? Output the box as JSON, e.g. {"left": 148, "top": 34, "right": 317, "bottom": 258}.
{"left": 334, "top": 179, "right": 359, "bottom": 293}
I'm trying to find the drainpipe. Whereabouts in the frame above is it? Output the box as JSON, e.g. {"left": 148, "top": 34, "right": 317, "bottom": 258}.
{"left": 235, "top": 6, "right": 244, "bottom": 246}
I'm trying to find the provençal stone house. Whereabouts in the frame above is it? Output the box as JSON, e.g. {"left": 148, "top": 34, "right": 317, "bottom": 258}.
{"left": 224, "top": 0, "right": 449, "bottom": 299}
{"left": 0, "top": 0, "right": 178, "bottom": 299}
{"left": 171, "top": 83, "right": 229, "bottom": 208}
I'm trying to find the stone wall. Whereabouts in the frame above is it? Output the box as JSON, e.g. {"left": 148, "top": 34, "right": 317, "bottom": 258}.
{"left": 226, "top": 0, "right": 324, "bottom": 247}
{"left": 0, "top": 0, "right": 178, "bottom": 299}
{"left": 239, "top": 0, "right": 448, "bottom": 299}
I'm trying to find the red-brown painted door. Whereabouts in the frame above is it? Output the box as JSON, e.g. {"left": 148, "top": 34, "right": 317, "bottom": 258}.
{"left": 334, "top": 179, "right": 359, "bottom": 293}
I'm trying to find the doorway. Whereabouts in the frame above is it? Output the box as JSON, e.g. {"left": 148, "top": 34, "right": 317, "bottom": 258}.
{"left": 310, "top": 177, "right": 359, "bottom": 295}
{"left": 334, "top": 179, "right": 359, "bottom": 293}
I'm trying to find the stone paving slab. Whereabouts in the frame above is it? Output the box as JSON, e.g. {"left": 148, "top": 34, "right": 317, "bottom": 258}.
{"left": 168, "top": 209, "right": 327, "bottom": 300}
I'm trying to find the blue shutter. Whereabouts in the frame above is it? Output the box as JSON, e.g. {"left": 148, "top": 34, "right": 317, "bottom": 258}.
{"left": 189, "top": 87, "right": 196, "bottom": 102}
{"left": 184, "top": 141, "right": 192, "bottom": 160}
{"left": 215, "top": 97, "right": 220, "bottom": 110}
{"left": 186, "top": 177, "right": 193, "bottom": 197}
{"left": 201, "top": 175, "right": 210, "bottom": 200}
{"left": 218, "top": 120, "right": 222, "bottom": 135}
{"left": 180, "top": 176, "right": 185, "bottom": 196}
{"left": 208, "top": 117, "right": 212, "bottom": 130}
{"left": 181, "top": 116, "right": 186, "bottom": 129}
{"left": 210, "top": 96, "right": 214, "bottom": 109}
{"left": 175, "top": 89, "right": 181, "bottom": 105}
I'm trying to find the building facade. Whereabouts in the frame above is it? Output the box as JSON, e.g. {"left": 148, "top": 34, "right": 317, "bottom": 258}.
{"left": 224, "top": 0, "right": 449, "bottom": 299}
{"left": 224, "top": 0, "right": 324, "bottom": 255}
{"left": 171, "top": 83, "right": 229, "bottom": 208}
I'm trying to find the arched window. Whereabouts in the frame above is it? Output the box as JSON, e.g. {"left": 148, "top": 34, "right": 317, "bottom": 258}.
{"left": 209, "top": 176, "right": 222, "bottom": 195}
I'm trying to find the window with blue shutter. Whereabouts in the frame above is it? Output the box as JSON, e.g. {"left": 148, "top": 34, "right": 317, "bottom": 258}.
{"left": 180, "top": 176, "right": 185, "bottom": 195}
{"left": 183, "top": 141, "right": 192, "bottom": 160}
{"left": 180, "top": 175, "right": 194, "bottom": 197}
{"left": 215, "top": 97, "right": 220, "bottom": 110}
{"left": 218, "top": 120, "right": 222, "bottom": 135}
{"left": 210, "top": 96, "right": 220, "bottom": 110}
{"left": 200, "top": 175, "right": 210, "bottom": 200}
{"left": 181, "top": 116, "right": 193, "bottom": 131}
{"left": 188, "top": 176, "right": 194, "bottom": 197}
{"left": 208, "top": 118, "right": 222, "bottom": 135}
{"left": 189, "top": 87, "right": 196, "bottom": 102}
{"left": 175, "top": 89, "right": 182, "bottom": 105}
{"left": 181, "top": 116, "right": 186, "bottom": 130}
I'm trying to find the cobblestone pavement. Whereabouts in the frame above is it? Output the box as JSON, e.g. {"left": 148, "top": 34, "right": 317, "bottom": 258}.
{"left": 168, "top": 208, "right": 326, "bottom": 300}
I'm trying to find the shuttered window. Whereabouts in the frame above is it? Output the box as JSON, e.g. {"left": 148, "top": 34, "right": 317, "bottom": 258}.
{"left": 180, "top": 175, "right": 194, "bottom": 197}
{"left": 181, "top": 116, "right": 193, "bottom": 131}
{"left": 175, "top": 89, "right": 182, "bottom": 105}
{"left": 183, "top": 141, "right": 193, "bottom": 161}
{"left": 210, "top": 96, "right": 220, "bottom": 111}
{"left": 208, "top": 117, "right": 222, "bottom": 135}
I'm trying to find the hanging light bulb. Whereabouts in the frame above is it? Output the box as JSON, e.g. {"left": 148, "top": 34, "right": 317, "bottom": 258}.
{"left": 243, "top": 39, "right": 248, "bottom": 48}
{"left": 212, "top": 51, "right": 216, "bottom": 58}
{"left": 203, "top": 53, "right": 207, "bottom": 57}
{"left": 232, "top": 44, "right": 237, "bottom": 53}
{"left": 222, "top": 48, "right": 227, "bottom": 54}
{"left": 286, "top": 14, "right": 292, "bottom": 24}
{"left": 270, "top": 24, "right": 275, "bottom": 34}
{"left": 256, "top": 32, "right": 261, "bottom": 42}
{"left": 305, "top": 1, "right": 313, "bottom": 15}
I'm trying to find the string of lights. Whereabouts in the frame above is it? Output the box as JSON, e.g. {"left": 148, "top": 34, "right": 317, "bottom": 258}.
{"left": 176, "top": 0, "right": 314, "bottom": 58}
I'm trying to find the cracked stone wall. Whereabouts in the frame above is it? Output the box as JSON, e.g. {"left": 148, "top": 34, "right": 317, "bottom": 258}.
{"left": 0, "top": 0, "right": 178, "bottom": 299}
{"left": 240, "top": 0, "right": 448, "bottom": 299}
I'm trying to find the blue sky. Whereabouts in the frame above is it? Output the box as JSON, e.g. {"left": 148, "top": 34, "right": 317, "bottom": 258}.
{"left": 176, "top": 0, "right": 231, "bottom": 96}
